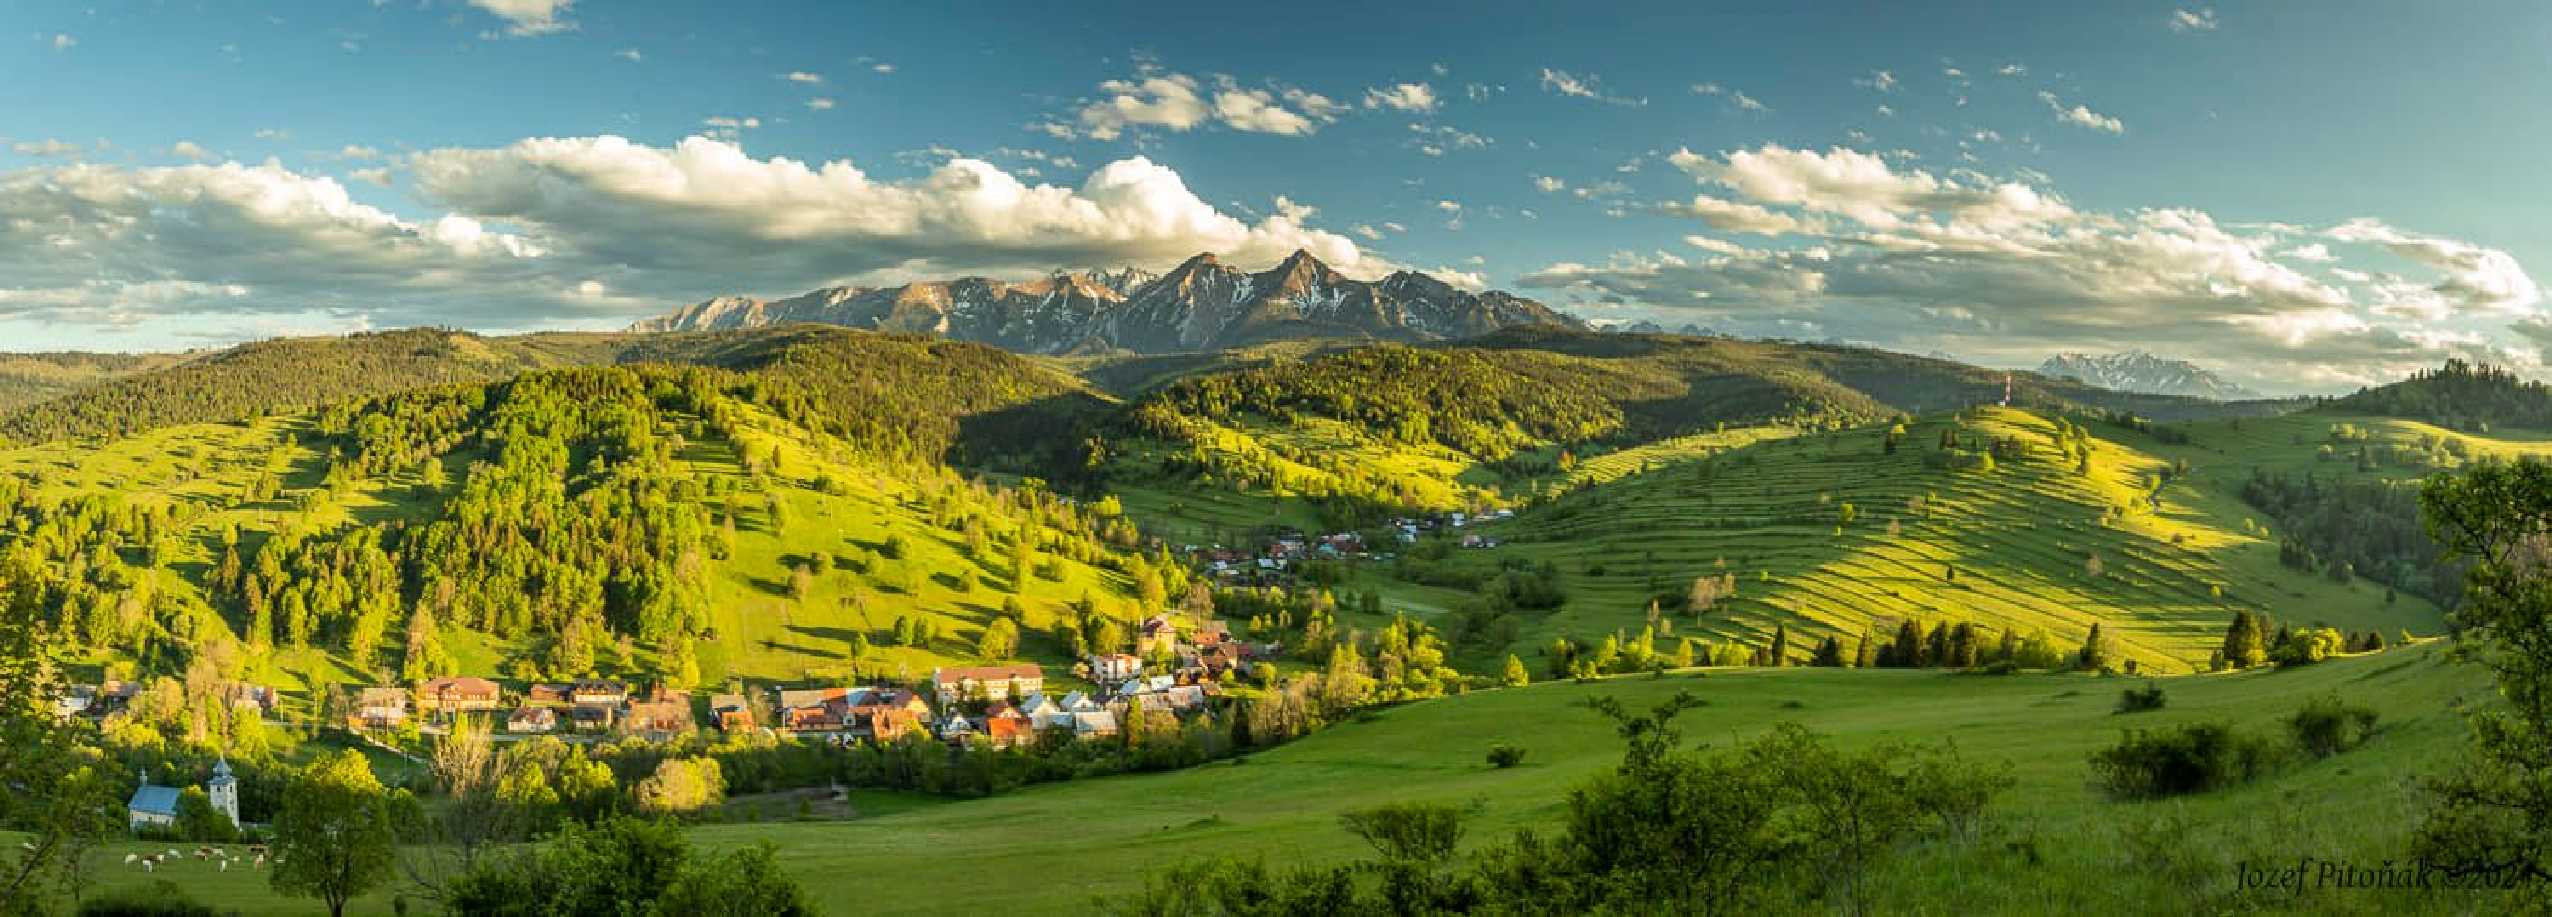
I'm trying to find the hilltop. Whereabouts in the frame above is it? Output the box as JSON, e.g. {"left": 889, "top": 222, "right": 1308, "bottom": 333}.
{"left": 630, "top": 249, "right": 1584, "bottom": 354}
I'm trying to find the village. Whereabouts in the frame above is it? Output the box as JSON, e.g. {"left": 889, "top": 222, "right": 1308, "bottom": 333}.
{"left": 1186, "top": 509, "right": 1509, "bottom": 586}
{"left": 55, "top": 609, "right": 1276, "bottom": 842}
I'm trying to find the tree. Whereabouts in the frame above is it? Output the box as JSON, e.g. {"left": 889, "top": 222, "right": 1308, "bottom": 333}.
{"left": 1852, "top": 633, "right": 1877, "bottom": 668}
{"left": 633, "top": 758, "right": 724, "bottom": 817}
{"left": 402, "top": 599, "right": 458, "bottom": 684}
{"left": 0, "top": 554, "right": 122, "bottom": 915}
{"left": 447, "top": 816, "right": 812, "bottom": 917}
{"left": 1500, "top": 654, "right": 1530, "bottom": 687}
{"left": 2219, "top": 610, "right": 2267, "bottom": 669}
{"left": 977, "top": 618, "right": 1019, "bottom": 660}
{"left": 174, "top": 786, "right": 240, "bottom": 843}
{"left": 272, "top": 749, "right": 400, "bottom": 917}
{"left": 1809, "top": 636, "right": 1844, "bottom": 667}
{"left": 1766, "top": 625, "right": 1791, "bottom": 667}
{"left": 2077, "top": 623, "right": 2110, "bottom": 672}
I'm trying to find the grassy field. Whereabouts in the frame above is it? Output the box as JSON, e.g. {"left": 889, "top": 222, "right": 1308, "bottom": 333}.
{"left": 38, "top": 639, "right": 2495, "bottom": 914}
{"left": 1442, "top": 407, "right": 2445, "bottom": 673}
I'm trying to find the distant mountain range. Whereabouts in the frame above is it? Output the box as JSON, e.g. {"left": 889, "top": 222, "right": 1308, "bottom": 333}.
{"left": 631, "top": 250, "right": 1583, "bottom": 354}
{"left": 1603, "top": 320, "right": 1715, "bottom": 336}
{"left": 2037, "top": 350, "right": 2260, "bottom": 401}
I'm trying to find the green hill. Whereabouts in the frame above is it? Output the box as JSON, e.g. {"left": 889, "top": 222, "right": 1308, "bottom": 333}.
{"left": 0, "top": 350, "right": 181, "bottom": 414}
{"left": 0, "top": 330, "right": 1166, "bottom": 717}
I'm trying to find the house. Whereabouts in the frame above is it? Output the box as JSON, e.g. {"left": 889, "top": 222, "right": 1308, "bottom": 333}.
{"left": 1135, "top": 615, "right": 1179, "bottom": 656}
{"left": 1195, "top": 621, "right": 1233, "bottom": 647}
{"left": 1060, "top": 691, "right": 1100, "bottom": 713}
{"left": 54, "top": 684, "right": 99, "bottom": 719}
{"left": 1015, "top": 693, "right": 1066, "bottom": 730}
{"left": 570, "top": 679, "right": 628, "bottom": 707}
{"left": 928, "top": 664, "right": 1044, "bottom": 707}
{"left": 620, "top": 693, "right": 695, "bottom": 740}
{"left": 866, "top": 706, "right": 924, "bottom": 743}
{"left": 782, "top": 703, "right": 842, "bottom": 732}
{"left": 356, "top": 687, "right": 409, "bottom": 728}
{"left": 506, "top": 706, "right": 557, "bottom": 734}
{"left": 567, "top": 705, "right": 614, "bottom": 733}
{"left": 983, "top": 714, "right": 1034, "bottom": 750}
{"left": 525, "top": 683, "right": 573, "bottom": 707}
{"left": 1089, "top": 653, "right": 1143, "bottom": 683}
{"left": 88, "top": 681, "right": 142, "bottom": 718}
{"left": 936, "top": 712, "right": 976, "bottom": 744}
{"left": 777, "top": 686, "right": 848, "bottom": 714}
{"left": 225, "top": 684, "right": 277, "bottom": 716}
{"left": 416, "top": 676, "right": 502, "bottom": 713}
{"left": 709, "top": 693, "right": 754, "bottom": 731}
{"left": 1070, "top": 710, "right": 1120, "bottom": 738}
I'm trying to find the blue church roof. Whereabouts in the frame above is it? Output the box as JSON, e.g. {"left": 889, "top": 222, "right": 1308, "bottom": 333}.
{"left": 128, "top": 785, "right": 181, "bottom": 817}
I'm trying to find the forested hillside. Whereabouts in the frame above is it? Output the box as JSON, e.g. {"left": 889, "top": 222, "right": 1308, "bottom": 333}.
{"left": 0, "top": 351, "right": 180, "bottom": 414}
{"left": 0, "top": 331, "right": 1171, "bottom": 720}
{"left": 0, "top": 329, "right": 659, "bottom": 444}
{"left": 2327, "top": 358, "right": 2552, "bottom": 431}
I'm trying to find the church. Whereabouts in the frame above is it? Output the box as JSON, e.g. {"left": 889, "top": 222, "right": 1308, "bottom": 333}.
{"left": 126, "top": 758, "right": 238, "bottom": 833}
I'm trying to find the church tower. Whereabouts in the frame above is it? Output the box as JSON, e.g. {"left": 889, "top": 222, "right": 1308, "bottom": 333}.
{"left": 207, "top": 757, "right": 239, "bottom": 828}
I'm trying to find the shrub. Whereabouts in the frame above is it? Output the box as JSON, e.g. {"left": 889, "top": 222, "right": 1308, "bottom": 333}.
{"left": 76, "top": 882, "right": 232, "bottom": 917}
{"left": 1486, "top": 744, "right": 1527, "bottom": 769}
{"left": 2089, "top": 722, "right": 2281, "bottom": 800}
{"left": 2271, "top": 627, "right": 2347, "bottom": 668}
{"left": 2286, "top": 695, "right": 2379, "bottom": 758}
{"left": 2113, "top": 681, "right": 2167, "bottom": 714}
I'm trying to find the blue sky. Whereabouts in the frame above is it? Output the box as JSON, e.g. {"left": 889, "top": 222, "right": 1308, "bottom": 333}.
{"left": 2, "top": 0, "right": 2545, "bottom": 392}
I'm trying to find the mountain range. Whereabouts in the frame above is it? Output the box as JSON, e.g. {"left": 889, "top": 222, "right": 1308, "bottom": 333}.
{"left": 2037, "top": 350, "right": 2260, "bottom": 401}
{"left": 631, "top": 250, "right": 1583, "bottom": 354}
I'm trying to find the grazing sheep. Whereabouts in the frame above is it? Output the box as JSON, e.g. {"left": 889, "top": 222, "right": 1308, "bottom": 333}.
{"left": 219, "top": 859, "right": 229, "bottom": 872}
{"left": 139, "top": 859, "right": 154, "bottom": 874}
{"left": 121, "top": 853, "right": 137, "bottom": 865}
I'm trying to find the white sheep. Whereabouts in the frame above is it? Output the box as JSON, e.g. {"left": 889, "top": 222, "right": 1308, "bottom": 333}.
{"left": 121, "top": 853, "right": 137, "bottom": 865}
{"left": 219, "top": 859, "right": 229, "bottom": 872}
{"left": 140, "top": 859, "right": 155, "bottom": 874}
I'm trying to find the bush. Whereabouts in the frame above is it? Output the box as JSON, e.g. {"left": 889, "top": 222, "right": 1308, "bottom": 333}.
{"left": 2271, "top": 627, "right": 2347, "bottom": 668}
{"left": 76, "top": 881, "right": 233, "bottom": 917}
{"left": 2089, "top": 722, "right": 2281, "bottom": 800}
{"left": 2286, "top": 695, "right": 2379, "bottom": 758}
{"left": 1486, "top": 744, "right": 1527, "bottom": 769}
{"left": 2113, "top": 681, "right": 2167, "bottom": 714}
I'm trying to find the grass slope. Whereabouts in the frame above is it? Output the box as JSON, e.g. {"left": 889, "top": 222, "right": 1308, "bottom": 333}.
{"left": 1465, "top": 407, "right": 2442, "bottom": 672}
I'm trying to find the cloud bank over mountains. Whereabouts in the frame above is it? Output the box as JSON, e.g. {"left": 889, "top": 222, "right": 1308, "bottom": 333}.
{"left": 1519, "top": 144, "right": 2543, "bottom": 390}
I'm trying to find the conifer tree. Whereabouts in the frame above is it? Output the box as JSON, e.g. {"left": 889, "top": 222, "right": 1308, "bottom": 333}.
{"left": 1767, "top": 624, "right": 1791, "bottom": 667}
{"left": 1810, "top": 636, "right": 1844, "bottom": 667}
{"left": 2079, "top": 622, "right": 2110, "bottom": 671}
{"left": 1852, "top": 633, "right": 1877, "bottom": 668}
{"left": 1891, "top": 619, "right": 1925, "bottom": 668}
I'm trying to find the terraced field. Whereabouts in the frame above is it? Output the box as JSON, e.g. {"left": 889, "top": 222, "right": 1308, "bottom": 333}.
{"left": 1469, "top": 406, "right": 2443, "bottom": 671}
